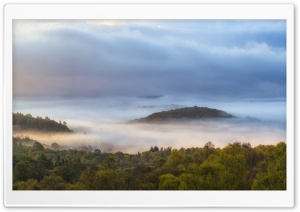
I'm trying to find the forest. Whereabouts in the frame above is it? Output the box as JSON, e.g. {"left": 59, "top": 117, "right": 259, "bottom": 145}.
{"left": 13, "top": 136, "right": 286, "bottom": 190}
{"left": 13, "top": 112, "right": 73, "bottom": 132}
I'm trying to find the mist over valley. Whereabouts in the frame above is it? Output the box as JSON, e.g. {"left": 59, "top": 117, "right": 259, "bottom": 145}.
{"left": 13, "top": 96, "right": 286, "bottom": 154}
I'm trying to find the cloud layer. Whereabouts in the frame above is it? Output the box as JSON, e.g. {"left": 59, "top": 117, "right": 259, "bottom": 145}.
{"left": 13, "top": 20, "right": 286, "bottom": 99}
{"left": 14, "top": 119, "right": 286, "bottom": 154}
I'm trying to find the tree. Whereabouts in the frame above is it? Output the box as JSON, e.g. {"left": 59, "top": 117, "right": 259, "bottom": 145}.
{"left": 178, "top": 163, "right": 202, "bottom": 190}
{"left": 150, "top": 146, "right": 159, "bottom": 152}
{"left": 199, "top": 161, "right": 225, "bottom": 190}
{"left": 35, "top": 153, "right": 54, "bottom": 181}
{"left": 13, "top": 179, "right": 40, "bottom": 190}
{"left": 32, "top": 141, "right": 44, "bottom": 151}
{"left": 51, "top": 142, "right": 60, "bottom": 150}
{"left": 155, "top": 158, "right": 166, "bottom": 168}
{"left": 166, "top": 149, "right": 184, "bottom": 167}
{"left": 103, "top": 155, "right": 117, "bottom": 169}
{"left": 68, "top": 183, "right": 85, "bottom": 190}
{"left": 40, "top": 176, "right": 68, "bottom": 190}
{"left": 94, "top": 170, "right": 126, "bottom": 190}
{"left": 252, "top": 142, "right": 286, "bottom": 190}
{"left": 14, "top": 158, "right": 36, "bottom": 182}
{"left": 80, "top": 166, "right": 98, "bottom": 190}
{"left": 204, "top": 141, "right": 215, "bottom": 149}
{"left": 55, "top": 155, "right": 61, "bottom": 166}
{"left": 25, "top": 114, "right": 32, "bottom": 118}
{"left": 52, "top": 160, "right": 85, "bottom": 183}
{"left": 217, "top": 153, "right": 248, "bottom": 190}
{"left": 158, "top": 174, "right": 180, "bottom": 190}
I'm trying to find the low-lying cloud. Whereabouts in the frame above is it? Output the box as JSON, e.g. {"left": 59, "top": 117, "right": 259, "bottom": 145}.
{"left": 14, "top": 117, "right": 286, "bottom": 154}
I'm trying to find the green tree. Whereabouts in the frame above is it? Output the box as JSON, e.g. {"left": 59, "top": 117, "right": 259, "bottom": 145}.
{"left": 198, "top": 161, "right": 225, "bottom": 190}
{"left": 252, "top": 142, "right": 286, "bottom": 190}
{"left": 68, "top": 183, "right": 85, "bottom": 190}
{"left": 32, "top": 141, "right": 44, "bottom": 151}
{"left": 80, "top": 166, "right": 98, "bottom": 190}
{"left": 13, "top": 179, "right": 40, "bottom": 190}
{"left": 35, "top": 153, "right": 54, "bottom": 181}
{"left": 14, "top": 158, "right": 36, "bottom": 182}
{"left": 52, "top": 160, "right": 85, "bottom": 183}
{"left": 178, "top": 163, "right": 202, "bottom": 190}
{"left": 93, "top": 170, "right": 126, "bottom": 190}
{"left": 167, "top": 149, "right": 184, "bottom": 166}
{"left": 51, "top": 142, "right": 60, "bottom": 150}
{"left": 103, "top": 155, "right": 117, "bottom": 169}
{"left": 159, "top": 174, "right": 180, "bottom": 190}
{"left": 217, "top": 153, "right": 248, "bottom": 190}
{"left": 40, "top": 176, "right": 68, "bottom": 190}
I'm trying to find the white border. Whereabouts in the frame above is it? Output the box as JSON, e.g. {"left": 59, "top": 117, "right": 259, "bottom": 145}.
{"left": 4, "top": 4, "right": 294, "bottom": 207}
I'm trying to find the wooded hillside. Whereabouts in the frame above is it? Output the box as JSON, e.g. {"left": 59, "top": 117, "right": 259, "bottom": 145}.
{"left": 132, "top": 106, "right": 234, "bottom": 123}
{"left": 13, "top": 113, "right": 73, "bottom": 133}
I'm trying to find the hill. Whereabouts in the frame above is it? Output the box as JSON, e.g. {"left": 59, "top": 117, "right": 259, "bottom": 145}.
{"left": 132, "top": 106, "right": 234, "bottom": 123}
{"left": 13, "top": 112, "right": 73, "bottom": 133}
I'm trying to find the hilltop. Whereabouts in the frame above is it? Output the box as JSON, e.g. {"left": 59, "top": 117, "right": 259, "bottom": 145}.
{"left": 131, "top": 106, "right": 234, "bottom": 123}
{"left": 13, "top": 112, "right": 73, "bottom": 133}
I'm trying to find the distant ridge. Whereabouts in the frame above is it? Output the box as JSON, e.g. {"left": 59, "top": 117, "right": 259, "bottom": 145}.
{"left": 138, "top": 95, "right": 163, "bottom": 99}
{"left": 131, "top": 106, "right": 234, "bottom": 123}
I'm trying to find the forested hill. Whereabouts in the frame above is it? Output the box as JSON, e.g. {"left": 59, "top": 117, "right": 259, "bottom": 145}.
{"left": 132, "top": 106, "right": 234, "bottom": 123}
{"left": 13, "top": 112, "right": 73, "bottom": 133}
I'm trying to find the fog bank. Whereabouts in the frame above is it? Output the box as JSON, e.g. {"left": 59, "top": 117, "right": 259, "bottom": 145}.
{"left": 13, "top": 96, "right": 286, "bottom": 154}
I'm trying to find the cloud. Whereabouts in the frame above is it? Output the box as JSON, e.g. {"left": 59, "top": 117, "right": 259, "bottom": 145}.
{"left": 13, "top": 118, "right": 286, "bottom": 154}
{"left": 13, "top": 94, "right": 286, "bottom": 154}
{"left": 13, "top": 20, "right": 286, "bottom": 99}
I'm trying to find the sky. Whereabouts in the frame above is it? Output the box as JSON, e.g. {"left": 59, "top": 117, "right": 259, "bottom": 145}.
{"left": 12, "top": 20, "right": 286, "bottom": 99}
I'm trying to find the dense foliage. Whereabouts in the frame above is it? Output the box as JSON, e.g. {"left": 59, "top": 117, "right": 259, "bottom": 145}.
{"left": 13, "top": 113, "right": 73, "bottom": 132}
{"left": 13, "top": 137, "right": 286, "bottom": 190}
{"left": 133, "top": 106, "right": 233, "bottom": 122}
